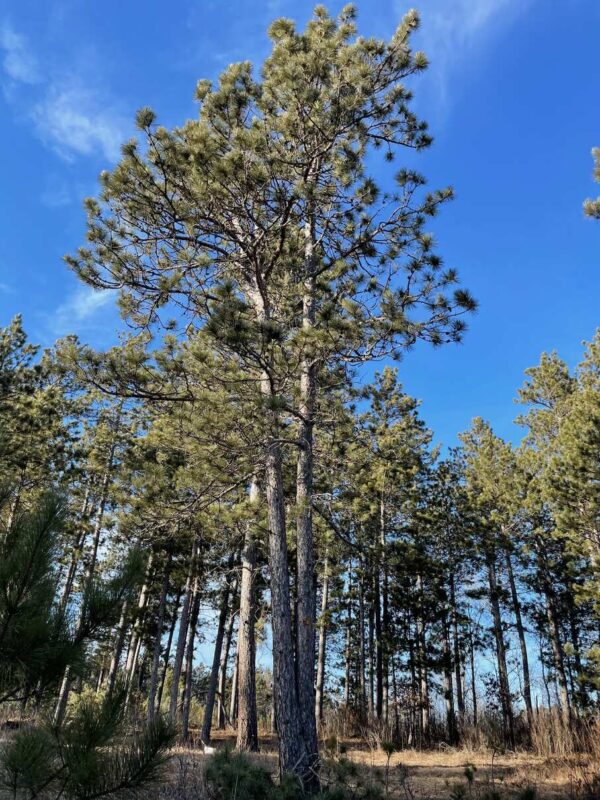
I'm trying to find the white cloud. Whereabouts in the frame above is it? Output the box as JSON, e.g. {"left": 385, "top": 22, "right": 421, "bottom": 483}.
{"left": 32, "top": 84, "right": 126, "bottom": 163}
{"left": 0, "top": 21, "right": 40, "bottom": 85}
{"left": 408, "top": 0, "right": 533, "bottom": 109}
{"left": 52, "top": 286, "right": 117, "bottom": 335}
{"left": 0, "top": 20, "right": 128, "bottom": 163}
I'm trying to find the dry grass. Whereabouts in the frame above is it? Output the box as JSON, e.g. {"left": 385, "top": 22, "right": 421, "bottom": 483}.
{"left": 165, "top": 730, "right": 600, "bottom": 799}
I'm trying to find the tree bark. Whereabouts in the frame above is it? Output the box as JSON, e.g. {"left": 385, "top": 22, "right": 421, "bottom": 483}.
{"left": 157, "top": 589, "right": 181, "bottom": 712}
{"left": 53, "top": 442, "right": 115, "bottom": 726}
{"left": 237, "top": 479, "right": 259, "bottom": 751}
{"left": 503, "top": 546, "right": 533, "bottom": 730}
{"left": 315, "top": 551, "right": 329, "bottom": 724}
{"left": 168, "top": 539, "right": 197, "bottom": 722}
{"left": 181, "top": 578, "right": 201, "bottom": 741}
{"left": 442, "top": 610, "right": 457, "bottom": 745}
{"left": 201, "top": 557, "right": 235, "bottom": 745}
{"left": 449, "top": 575, "right": 465, "bottom": 723}
{"left": 295, "top": 211, "right": 319, "bottom": 773}
{"left": 147, "top": 552, "right": 171, "bottom": 722}
{"left": 485, "top": 546, "right": 515, "bottom": 746}
{"left": 217, "top": 598, "right": 237, "bottom": 729}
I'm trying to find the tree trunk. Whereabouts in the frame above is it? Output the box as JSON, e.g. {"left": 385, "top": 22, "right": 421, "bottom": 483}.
{"left": 229, "top": 653, "right": 239, "bottom": 726}
{"left": 147, "top": 552, "right": 171, "bottom": 722}
{"left": 217, "top": 598, "right": 237, "bottom": 729}
{"left": 485, "top": 546, "right": 514, "bottom": 746}
{"left": 358, "top": 574, "right": 366, "bottom": 712}
{"left": 374, "top": 550, "right": 383, "bottom": 720}
{"left": 124, "top": 551, "right": 154, "bottom": 708}
{"left": 545, "top": 595, "right": 571, "bottom": 724}
{"left": 315, "top": 552, "right": 329, "bottom": 724}
{"left": 54, "top": 444, "right": 115, "bottom": 726}
{"left": 442, "top": 610, "right": 457, "bottom": 745}
{"left": 201, "top": 558, "right": 235, "bottom": 745}
{"left": 380, "top": 495, "right": 389, "bottom": 722}
{"left": 504, "top": 547, "right": 533, "bottom": 730}
{"left": 168, "top": 539, "right": 197, "bottom": 722}
{"left": 237, "top": 480, "right": 259, "bottom": 751}
{"left": 449, "top": 574, "right": 465, "bottom": 726}
{"left": 416, "top": 574, "right": 429, "bottom": 742}
{"left": 469, "top": 622, "right": 478, "bottom": 727}
{"left": 181, "top": 579, "right": 201, "bottom": 741}
{"left": 248, "top": 282, "right": 311, "bottom": 784}
{"left": 106, "top": 596, "right": 130, "bottom": 697}
{"left": 295, "top": 334, "right": 319, "bottom": 764}
{"left": 157, "top": 589, "right": 181, "bottom": 712}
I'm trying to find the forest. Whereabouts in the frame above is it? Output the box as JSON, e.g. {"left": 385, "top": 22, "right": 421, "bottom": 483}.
{"left": 1, "top": 5, "right": 600, "bottom": 800}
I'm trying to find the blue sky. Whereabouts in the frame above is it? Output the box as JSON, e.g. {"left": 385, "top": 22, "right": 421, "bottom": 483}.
{"left": 1, "top": 0, "right": 599, "bottom": 450}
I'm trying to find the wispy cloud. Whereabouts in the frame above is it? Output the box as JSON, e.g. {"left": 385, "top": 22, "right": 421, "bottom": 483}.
{"left": 0, "top": 19, "right": 128, "bottom": 163}
{"left": 51, "top": 286, "right": 117, "bottom": 336}
{"left": 33, "top": 84, "right": 126, "bottom": 162}
{"left": 409, "top": 0, "right": 533, "bottom": 111}
{"left": 0, "top": 21, "right": 40, "bottom": 85}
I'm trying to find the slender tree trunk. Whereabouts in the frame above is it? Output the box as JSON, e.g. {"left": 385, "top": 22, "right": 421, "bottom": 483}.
{"left": 485, "top": 546, "right": 514, "bottom": 746}
{"left": 358, "top": 574, "right": 366, "bottom": 711}
{"left": 294, "top": 185, "right": 320, "bottom": 785}
{"left": 503, "top": 547, "right": 533, "bottom": 730}
{"left": 469, "top": 623, "right": 478, "bottom": 727}
{"left": 106, "top": 596, "right": 130, "bottom": 697}
{"left": 449, "top": 574, "right": 465, "bottom": 727}
{"left": 416, "top": 574, "right": 429, "bottom": 742}
{"left": 147, "top": 552, "right": 171, "bottom": 722}
{"left": 315, "top": 551, "right": 329, "bottom": 724}
{"left": 181, "top": 581, "right": 201, "bottom": 741}
{"left": 54, "top": 443, "right": 115, "bottom": 726}
{"left": 374, "top": 549, "right": 383, "bottom": 720}
{"left": 545, "top": 595, "right": 571, "bottom": 724}
{"left": 125, "top": 551, "right": 154, "bottom": 708}
{"left": 201, "top": 559, "right": 235, "bottom": 745}
{"left": 237, "top": 479, "right": 259, "bottom": 751}
{"left": 265, "top": 438, "right": 310, "bottom": 779}
{"left": 168, "top": 539, "right": 197, "bottom": 722}
{"left": 380, "top": 495, "right": 389, "bottom": 722}
{"left": 217, "top": 598, "right": 237, "bottom": 729}
{"left": 344, "top": 575, "right": 352, "bottom": 706}
{"left": 229, "top": 653, "right": 239, "bottom": 726}
{"left": 567, "top": 602, "right": 588, "bottom": 711}
{"left": 368, "top": 577, "right": 375, "bottom": 716}
{"left": 157, "top": 590, "right": 181, "bottom": 712}
{"left": 442, "top": 610, "right": 457, "bottom": 745}
{"left": 58, "top": 485, "right": 92, "bottom": 614}
{"left": 248, "top": 285, "right": 310, "bottom": 783}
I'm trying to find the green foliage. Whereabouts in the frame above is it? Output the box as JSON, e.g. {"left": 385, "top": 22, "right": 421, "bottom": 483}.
{"left": 203, "top": 748, "right": 389, "bottom": 799}
{"left": 0, "top": 494, "right": 75, "bottom": 703}
{"left": 0, "top": 687, "right": 174, "bottom": 800}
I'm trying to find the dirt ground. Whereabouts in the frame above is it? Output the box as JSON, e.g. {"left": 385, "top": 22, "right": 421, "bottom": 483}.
{"left": 175, "top": 731, "right": 600, "bottom": 799}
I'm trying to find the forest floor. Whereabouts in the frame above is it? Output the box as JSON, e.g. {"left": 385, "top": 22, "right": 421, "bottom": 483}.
{"left": 167, "top": 732, "right": 600, "bottom": 799}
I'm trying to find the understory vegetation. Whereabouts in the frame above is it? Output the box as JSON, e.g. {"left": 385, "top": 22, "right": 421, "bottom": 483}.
{"left": 2, "top": 4, "right": 600, "bottom": 799}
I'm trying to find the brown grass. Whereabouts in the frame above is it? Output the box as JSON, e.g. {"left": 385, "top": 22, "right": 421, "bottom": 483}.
{"left": 166, "top": 730, "right": 600, "bottom": 799}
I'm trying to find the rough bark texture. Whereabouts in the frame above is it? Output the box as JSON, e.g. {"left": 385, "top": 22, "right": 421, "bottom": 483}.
{"left": 54, "top": 448, "right": 114, "bottom": 726}
{"left": 266, "top": 440, "right": 310, "bottom": 781}
{"left": 486, "top": 547, "right": 515, "bottom": 746}
{"left": 504, "top": 547, "right": 533, "bottom": 729}
{"left": 217, "top": 600, "right": 237, "bottom": 729}
{"left": 182, "top": 580, "right": 201, "bottom": 741}
{"left": 168, "top": 540, "right": 196, "bottom": 722}
{"left": 295, "top": 216, "right": 319, "bottom": 771}
{"left": 315, "top": 553, "right": 329, "bottom": 724}
{"left": 201, "top": 559, "right": 235, "bottom": 745}
{"left": 237, "top": 483, "right": 259, "bottom": 751}
{"left": 147, "top": 553, "right": 171, "bottom": 721}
